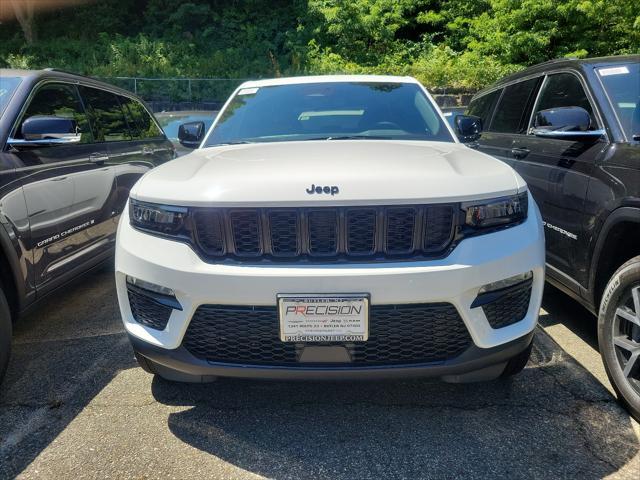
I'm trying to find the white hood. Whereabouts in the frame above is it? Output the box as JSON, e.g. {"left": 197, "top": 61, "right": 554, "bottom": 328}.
{"left": 131, "top": 140, "right": 525, "bottom": 207}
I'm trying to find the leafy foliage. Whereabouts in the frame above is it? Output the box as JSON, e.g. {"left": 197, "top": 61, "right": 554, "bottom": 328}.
{"left": 0, "top": 0, "right": 638, "bottom": 95}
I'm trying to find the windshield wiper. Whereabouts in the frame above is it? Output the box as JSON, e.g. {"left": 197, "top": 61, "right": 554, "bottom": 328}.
{"left": 211, "top": 140, "right": 254, "bottom": 146}
{"left": 303, "top": 135, "right": 394, "bottom": 141}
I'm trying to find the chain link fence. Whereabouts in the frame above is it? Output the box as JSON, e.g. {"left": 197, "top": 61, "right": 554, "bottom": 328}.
{"left": 98, "top": 77, "right": 251, "bottom": 112}
{"left": 98, "top": 77, "right": 474, "bottom": 112}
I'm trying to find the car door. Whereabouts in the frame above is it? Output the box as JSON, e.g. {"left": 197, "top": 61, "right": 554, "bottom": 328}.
{"left": 8, "top": 81, "right": 116, "bottom": 289}
{"left": 474, "top": 77, "right": 542, "bottom": 167}
{"left": 112, "top": 94, "right": 174, "bottom": 214}
{"left": 467, "top": 88, "right": 508, "bottom": 158}
{"left": 79, "top": 86, "right": 173, "bottom": 217}
{"left": 511, "top": 71, "right": 608, "bottom": 287}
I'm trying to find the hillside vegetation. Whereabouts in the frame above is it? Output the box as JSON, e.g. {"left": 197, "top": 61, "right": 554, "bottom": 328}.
{"left": 1, "top": 0, "right": 638, "bottom": 91}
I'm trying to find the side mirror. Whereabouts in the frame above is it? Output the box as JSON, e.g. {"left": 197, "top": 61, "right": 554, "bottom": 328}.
{"left": 454, "top": 115, "right": 482, "bottom": 143}
{"left": 178, "top": 121, "right": 205, "bottom": 149}
{"left": 8, "top": 115, "right": 81, "bottom": 147}
{"left": 532, "top": 107, "right": 604, "bottom": 141}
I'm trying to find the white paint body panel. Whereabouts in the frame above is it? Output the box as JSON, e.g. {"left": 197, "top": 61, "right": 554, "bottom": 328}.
{"left": 131, "top": 140, "right": 523, "bottom": 207}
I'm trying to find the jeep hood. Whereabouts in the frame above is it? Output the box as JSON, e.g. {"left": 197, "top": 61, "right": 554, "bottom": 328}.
{"left": 131, "top": 140, "right": 525, "bottom": 207}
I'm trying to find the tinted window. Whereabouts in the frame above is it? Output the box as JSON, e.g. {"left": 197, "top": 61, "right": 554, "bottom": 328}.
{"left": 119, "top": 95, "right": 163, "bottom": 140}
{"left": 18, "top": 83, "right": 92, "bottom": 143}
{"left": 534, "top": 73, "right": 595, "bottom": 125}
{"left": 467, "top": 89, "right": 500, "bottom": 127}
{"left": 0, "top": 76, "right": 22, "bottom": 116}
{"left": 597, "top": 63, "right": 640, "bottom": 140}
{"left": 491, "top": 78, "right": 541, "bottom": 134}
{"left": 79, "top": 86, "right": 130, "bottom": 142}
{"left": 204, "top": 82, "right": 454, "bottom": 147}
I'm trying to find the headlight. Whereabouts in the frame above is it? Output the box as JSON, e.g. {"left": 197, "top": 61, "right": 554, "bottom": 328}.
{"left": 463, "top": 191, "right": 528, "bottom": 229}
{"left": 129, "top": 199, "right": 188, "bottom": 236}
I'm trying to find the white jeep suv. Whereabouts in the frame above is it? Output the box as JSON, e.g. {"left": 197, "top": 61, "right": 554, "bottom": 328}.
{"left": 115, "top": 75, "right": 545, "bottom": 383}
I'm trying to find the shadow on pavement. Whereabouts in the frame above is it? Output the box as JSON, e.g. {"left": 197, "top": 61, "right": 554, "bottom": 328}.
{"left": 0, "top": 265, "right": 134, "bottom": 479}
{"left": 1, "top": 267, "right": 638, "bottom": 479}
{"left": 539, "top": 284, "right": 599, "bottom": 351}
{"left": 153, "top": 325, "right": 639, "bottom": 479}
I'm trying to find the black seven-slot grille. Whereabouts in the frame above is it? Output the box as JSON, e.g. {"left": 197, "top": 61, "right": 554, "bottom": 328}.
{"left": 182, "top": 303, "right": 472, "bottom": 366}
{"left": 192, "top": 205, "right": 456, "bottom": 261}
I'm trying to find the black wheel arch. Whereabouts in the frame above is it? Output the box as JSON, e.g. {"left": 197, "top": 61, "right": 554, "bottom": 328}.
{"left": 0, "top": 221, "right": 27, "bottom": 319}
{"left": 588, "top": 206, "right": 640, "bottom": 310}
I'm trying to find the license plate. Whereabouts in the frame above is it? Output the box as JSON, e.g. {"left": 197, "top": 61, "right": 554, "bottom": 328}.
{"left": 278, "top": 294, "right": 369, "bottom": 342}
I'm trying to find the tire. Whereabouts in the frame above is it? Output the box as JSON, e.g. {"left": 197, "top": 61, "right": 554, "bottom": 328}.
{"left": 0, "top": 286, "right": 12, "bottom": 384}
{"left": 501, "top": 336, "right": 533, "bottom": 378}
{"left": 598, "top": 256, "right": 640, "bottom": 421}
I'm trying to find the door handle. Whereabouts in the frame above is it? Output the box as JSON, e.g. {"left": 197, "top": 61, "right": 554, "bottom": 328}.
{"left": 558, "top": 158, "right": 575, "bottom": 169}
{"left": 511, "top": 147, "right": 530, "bottom": 159}
{"left": 89, "top": 153, "right": 109, "bottom": 164}
{"left": 142, "top": 146, "right": 154, "bottom": 155}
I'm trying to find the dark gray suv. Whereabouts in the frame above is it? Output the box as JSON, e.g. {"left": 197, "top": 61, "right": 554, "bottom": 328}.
{"left": 466, "top": 55, "right": 640, "bottom": 420}
{"left": 0, "top": 69, "right": 174, "bottom": 382}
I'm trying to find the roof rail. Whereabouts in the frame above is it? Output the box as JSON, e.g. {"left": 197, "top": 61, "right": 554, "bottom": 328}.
{"left": 533, "top": 56, "right": 579, "bottom": 67}
{"left": 42, "top": 67, "right": 93, "bottom": 79}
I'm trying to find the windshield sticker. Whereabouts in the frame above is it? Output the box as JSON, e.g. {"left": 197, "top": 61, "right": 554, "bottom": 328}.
{"left": 298, "top": 110, "right": 364, "bottom": 121}
{"left": 598, "top": 66, "right": 630, "bottom": 77}
{"left": 238, "top": 87, "right": 259, "bottom": 95}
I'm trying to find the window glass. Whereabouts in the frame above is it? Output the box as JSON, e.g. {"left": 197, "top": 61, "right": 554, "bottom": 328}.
{"left": 597, "top": 62, "right": 640, "bottom": 140}
{"left": 467, "top": 89, "right": 500, "bottom": 128}
{"left": 0, "top": 76, "right": 22, "bottom": 117}
{"left": 19, "top": 83, "right": 92, "bottom": 143}
{"left": 534, "top": 73, "right": 595, "bottom": 125}
{"left": 204, "top": 82, "right": 454, "bottom": 146}
{"left": 119, "top": 95, "right": 163, "bottom": 139}
{"left": 491, "top": 78, "right": 540, "bottom": 134}
{"left": 79, "top": 86, "right": 130, "bottom": 142}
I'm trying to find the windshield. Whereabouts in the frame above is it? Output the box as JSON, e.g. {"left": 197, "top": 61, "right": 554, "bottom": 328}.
{"left": 203, "top": 81, "right": 453, "bottom": 147}
{"left": 597, "top": 62, "right": 640, "bottom": 141}
{"left": 0, "top": 76, "right": 22, "bottom": 116}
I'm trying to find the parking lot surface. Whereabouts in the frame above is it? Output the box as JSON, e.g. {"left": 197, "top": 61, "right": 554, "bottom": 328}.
{"left": 1, "top": 266, "right": 639, "bottom": 479}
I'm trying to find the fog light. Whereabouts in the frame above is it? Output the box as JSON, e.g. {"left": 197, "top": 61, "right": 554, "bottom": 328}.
{"left": 478, "top": 271, "right": 533, "bottom": 295}
{"left": 126, "top": 275, "right": 175, "bottom": 297}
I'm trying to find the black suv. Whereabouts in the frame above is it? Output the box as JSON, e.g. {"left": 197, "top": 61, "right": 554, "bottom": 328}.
{"left": 467, "top": 55, "right": 640, "bottom": 419}
{"left": 0, "top": 69, "right": 174, "bottom": 381}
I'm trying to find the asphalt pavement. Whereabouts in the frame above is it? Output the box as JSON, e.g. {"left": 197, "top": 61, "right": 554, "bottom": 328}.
{"left": 0, "top": 265, "right": 639, "bottom": 479}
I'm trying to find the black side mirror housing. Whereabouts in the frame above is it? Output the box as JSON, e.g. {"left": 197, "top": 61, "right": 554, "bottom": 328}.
{"left": 21, "top": 115, "right": 79, "bottom": 142}
{"left": 178, "top": 121, "right": 206, "bottom": 149}
{"left": 532, "top": 106, "right": 604, "bottom": 141}
{"left": 454, "top": 115, "right": 482, "bottom": 143}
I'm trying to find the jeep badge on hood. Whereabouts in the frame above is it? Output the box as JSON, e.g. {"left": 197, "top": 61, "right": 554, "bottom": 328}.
{"left": 306, "top": 184, "right": 339, "bottom": 195}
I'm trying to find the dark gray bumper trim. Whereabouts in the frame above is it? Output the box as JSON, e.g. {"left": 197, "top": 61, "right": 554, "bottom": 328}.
{"left": 129, "top": 330, "right": 535, "bottom": 381}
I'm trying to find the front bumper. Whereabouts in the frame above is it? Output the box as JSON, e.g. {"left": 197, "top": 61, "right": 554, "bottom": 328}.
{"left": 130, "top": 330, "right": 535, "bottom": 382}
{"left": 115, "top": 198, "right": 545, "bottom": 378}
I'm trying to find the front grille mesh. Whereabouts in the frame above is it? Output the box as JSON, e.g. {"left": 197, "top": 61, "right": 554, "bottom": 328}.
{"left": 127, "top": 286, "right": 172, "bottom": 331}
{"left": 229, "top": 210, "right": 261, "bottom": 255}
{"left": 269, "top": 210, "right": 298, "bottom": 255}
{"left": 183, "top": 302, "right": 472, "bottom": 366}
{"left": 482, "top": 281, "right": 532, "bottom": 329}
{"left": 192, "top": 205, "right": 456, "bottom": 262}
{"left": 346, "top": 209, "right": 376, "bottom": 254}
